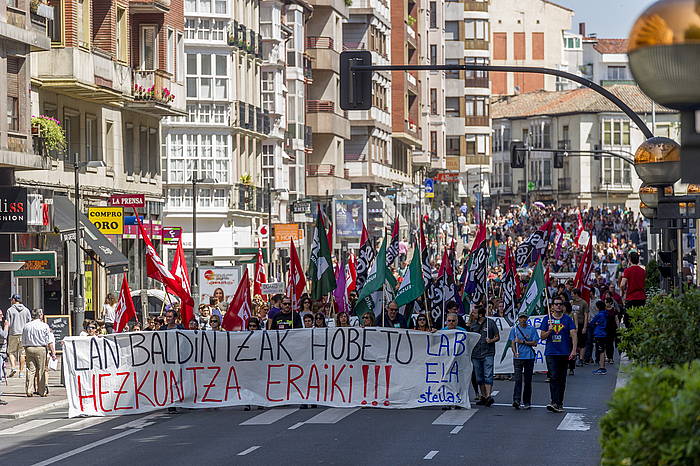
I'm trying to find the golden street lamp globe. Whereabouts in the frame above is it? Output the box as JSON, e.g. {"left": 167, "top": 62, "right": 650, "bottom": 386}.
{"left": 639, "top": 183, "right": 674, "bottom": 207}
{"left": 628, "top": 0, "right": 700, "bottom": 110}
{"left": 634, "top": 136, "right": 681, "bottom": 185}
{"left": 640, "top": 202, "right": 658, "bottom": 219}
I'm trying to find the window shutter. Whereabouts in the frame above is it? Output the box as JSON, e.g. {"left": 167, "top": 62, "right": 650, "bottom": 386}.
{"left": 143, "top": 27, "right": 155, "bottom": 69}
{"left": 7, "top": 56, "right": 21, "bottom": 98}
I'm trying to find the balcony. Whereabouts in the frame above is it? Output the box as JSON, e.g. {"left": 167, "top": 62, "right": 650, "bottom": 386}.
{"left": 306, "top": 0, "right": 349, "bottom": 17}
{"left": 464, "top": 155, "right": 490, "bottom": 165}
{"left": 464, "top": 115, "right": 490, "bottom": 127}
{"left": 465, "top": 39, "right": 489, "bottom": 50}
{"left": 464, "top": 76, "right": 489, "bottom": 88}
{"left": 406, "top": 71, "right": 417, "bottom": 93}
{"left": 557, "top": 139, "right": 571, "bottom": 150}
{"left": 232, "top": 184, "right": 267, "bottom": 214}
{"left": 305, "top": 36, "right": 339, "bottom": 73}
{"left": 129, "top": 0, "right": 171, "bottom": 14}
{"left": 601, "top": 79, "right": 636, "bottom": 87}
{"left": 128, "top": 70, "right": 186, "bottom": 116}
{"left": 558, "top": 177, "right": 571, "bottom": 192}
{"left": 306, "top": 164, "right": 338, "bottom": 177}
{"left": 306, "top": 100, "right": 350, "bottom": 139}
{"left": 233, "top": 101, "right": 270, "bottom": 136}
{"left": 464, "top": 0, "right": 489, "bottom": 11}
{"left": 303, "top": 54, "right": 313, "bottom": 83}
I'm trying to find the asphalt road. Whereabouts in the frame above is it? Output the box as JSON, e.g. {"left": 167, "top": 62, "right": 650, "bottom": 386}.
{"left": 0, "top": 362, "right": 616, "bottom": 465}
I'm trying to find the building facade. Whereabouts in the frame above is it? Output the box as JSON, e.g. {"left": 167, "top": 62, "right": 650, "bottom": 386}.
{"left": 490, "top": 85, "right": 679, "bottom": 211}
{"left": 581, "top": 36, "right": 633, "bottom": 86}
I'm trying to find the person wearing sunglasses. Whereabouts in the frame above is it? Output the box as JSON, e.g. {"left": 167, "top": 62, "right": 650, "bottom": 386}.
{"left": 247, "top": 317, "right": 261, "bottom": 331}
{"left": 412, "top": 314, "right": 432, "bottom": 332}
{"left": 314, "top": 313, "right": 327, "bottom": 328}
{"left": 361, "top": 312, "right": 375, "bottom": 328}
{"left": 539, "top": 298, "right": 577, "bottom": 414}
{"left": 209, "top": 315, "right": 222, "bottom": 331}
{"left": 270, "top": 298, "right": 302, "bottom": 330}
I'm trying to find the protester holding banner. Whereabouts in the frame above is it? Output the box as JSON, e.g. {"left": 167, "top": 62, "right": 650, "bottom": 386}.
{"left": 469, "top": 306, "right": 500, "bottom": 407}
{"left": 160, "top": 309, "right": 184, "bottom": 331}
{"left": 270, "top": 298, "right": 302, "bottom": 330}
{"left": 509, "top": 311, "right": 539, "bottom": 409}
{"left": 539, "top": 298, "right": 577, "bottom": 413}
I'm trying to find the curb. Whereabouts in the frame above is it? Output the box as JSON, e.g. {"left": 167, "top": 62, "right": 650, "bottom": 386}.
{"left": 0, "top": 399, "right": 68, "bottom": 420}
{"left": 614, "top": 355, "right": 632, "bottom": 390}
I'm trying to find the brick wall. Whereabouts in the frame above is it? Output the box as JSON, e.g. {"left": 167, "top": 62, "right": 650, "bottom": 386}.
{"left": 92, "top": 0, "right": 115, "bottom": 56}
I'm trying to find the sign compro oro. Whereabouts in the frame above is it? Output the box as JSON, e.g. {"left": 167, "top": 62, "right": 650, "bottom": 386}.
{"left": 87, "top": 207, "right": 123, "bottom": 234}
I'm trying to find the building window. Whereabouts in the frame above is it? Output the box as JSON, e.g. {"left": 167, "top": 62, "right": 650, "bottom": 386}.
{"left": 176, "top": 32, "right": 184, "bottom": 81}
{"left": 429, "top": 44, "right": 437, "bottom": 66}
{"left": 6, "top": 56, "right": 22, "bottom": 132}
{"left": 445, "top": 97, "right": 460, "bottom": 117}
{"left": 602, "top": 156, "right": 631, "bottom": 186}
{"left": 116, "top": 7, "right": 128, "bottom": 62}
{"left": 86, "top": 115, "right": 98, "bottom": 161}
{"left": 429, "top": 1, "right": 437, "bottom": 29}
{"left": 446, "top": 136, "right": 460, "bottom": 155}
{"left": 607, "top": 66, "right": 628, "bottom": 81}
{"left": 465, "top": 96, "right": 488, "bottom": 116}
{"left": 465, "top": 19, "right": 488, "bottom": 40}
{"left": 529, "top": 120, "right": 551, "bottom": 148}
{"left": 64, "top": 111, "right": 80, "bottom": 162}
{"left": 262, "top": 144, "right": 274, "bottom": 188}
{"left": 444, "top": 21, "right": 459, "bottom": 41}
{"left": 465, "top": 57, "right": 488, "bottom": 79}
{"left": 445, "top": 59, "right": 459, "bottom": 79}
{"left": 140, "top": 25, "right": 158, "bottom": 70}
{"left": 48, "top": 0, "right": 63, "bottom": 43}
{"left": 466, "top": 135, "right": 488, "bottom": 155}
{"left": 167, "top": 29, "right": 175, "bottom": 75}
{"left": 430, "top": 131, "right": 437, "bottom": 156}
{"left": 602, "top": 119, "right": 631, "bottom": 146}
{"left": 430, "top": 88, "right": 438, "bottom": 115}
{"left": 214, "top": 0, "right": 226, "bottom": 14}
{"left": 185, "top": 19, "right": 196, "bottom": 39}
{"left": 77, "top": 0, "right": 90, "bottom": 48}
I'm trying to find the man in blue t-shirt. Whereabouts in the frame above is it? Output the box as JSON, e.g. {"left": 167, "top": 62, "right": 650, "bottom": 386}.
{"left": 590, "top": 300, "right": 609, "bottom": 375}
{"left": 539, "top": 298, "right": 577, "bottom": 413}
{"left": 509, "top": 311, "right": 539, "bottom": 410}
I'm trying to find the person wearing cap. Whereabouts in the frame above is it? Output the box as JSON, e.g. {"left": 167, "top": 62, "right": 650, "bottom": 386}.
{"left": 4, "top": 294, "right": 31, "bottom": 378}
{"left": 509, "top": 311, "right": 539, "bottom": 410}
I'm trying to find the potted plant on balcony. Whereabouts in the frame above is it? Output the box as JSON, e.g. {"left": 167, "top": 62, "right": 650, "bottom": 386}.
{"left": 161, "top": 87, "right": 175, "bottom": 104}
{"left": 240, "top": 174, "right": 253, "bottom": 186}
{"left": 31, "top": 115, "right": 66, "bottom": 151}
{"left": 407, "top": 15, "right": 416, "bottom": 27}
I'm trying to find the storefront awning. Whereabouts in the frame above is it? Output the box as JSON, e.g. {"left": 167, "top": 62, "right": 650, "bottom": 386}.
{"left": 53, "top": 195, "right": 129, "bottom": 275}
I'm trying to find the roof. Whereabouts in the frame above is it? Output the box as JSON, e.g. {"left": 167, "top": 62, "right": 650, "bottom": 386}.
{"left": 543, "top": 0, "right": 573, "bottom": 12}
{"left": 491, "top": 84, "right": 675, "bottom": 120}
{"left": 592, "top": 38, "right": 628, "bottom": 54}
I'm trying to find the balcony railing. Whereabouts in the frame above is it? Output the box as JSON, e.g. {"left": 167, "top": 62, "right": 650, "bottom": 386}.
{"left": 344, "top": 153, "right": 366, "bottom": 161}
{"left": 558, "top": 139, "right": 571, "bottom": 150}
{"left": 233, "top": 183, "right": 267, "bottom": 213}
{"left": 464, "top": 115, "right": 490, "bottom": 127}
{"left": 306, "top": 100, "right": 335, "bottom": 113}
{"left": 234, "top": 101, "right": 270, "bottom": 134}
{"left": 306, "top": 36, "right": 334, "bottom": 49}
{"left": 306, "top": 164, "right": 336, "bottom": 176}
{"left": 464, "top": 76, "right": 489, "bottom": 88}
{"left": 342, "top": 41, "right": 362, "bottom": 50}
{"left": 464, "top": 0, "right": 489, "bottom": 11}
{"left": 406, "top": 71, "right": 417, "bottom": 87}
{"left": 465, "top": 39, "right": 489, "bottom": 50}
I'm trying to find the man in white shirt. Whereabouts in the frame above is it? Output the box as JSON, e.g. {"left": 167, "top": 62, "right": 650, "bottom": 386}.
{"left": 21, "top": 308, "right": 56, "bottom": 397}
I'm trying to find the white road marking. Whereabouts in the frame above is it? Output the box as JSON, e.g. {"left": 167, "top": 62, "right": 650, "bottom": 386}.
{"left": 491, "top": 391, "right": 500, "bottom": 397}
{"left": 237, "top": 446, "right": 261, "bottom": 456}
{"left": 432, "top": 409, "right": 477, "bottom": 426}
{"left": 288, "top": 422, "right": 304, "bottom": 430}
{"left": 492, "top": 403, "right": 586, "bottom": 410}
{"left": 450, "top": 426, "right": 463, "bottom": 435}
{"left": 50, "top": 417, "right": 113, "bottom": 432}
{"left": 0, "top": 419, "right": 60, "bottom": 435}
{"left": 557, "top": 413, "right": 591, "bottom": 431}
{"left": 32, "top": 429, "right": 139, "bottom": 466}
{"left": 304, "top": 408, "right": 360, "bottom": 424}
{"left": 113, "top": 413, "right": 165, "bottom": 430}
{"left": 240, "top": 408, "right": 298, "bottom": 426}
{"left": 424, "top": 450, "right": 439, "bottom": 460}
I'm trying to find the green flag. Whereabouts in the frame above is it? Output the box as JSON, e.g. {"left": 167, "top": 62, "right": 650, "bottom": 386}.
{"left": 501, "top": 260, "right": 545, "bottom": 363}
{"left": 309, "top": 211, "right": 336, "bottom": 299}
{"left": 489, "top": 241, "right": 498, "bottom": 266}
{"left": 395, "top": 248, "right": 425, "bottom": 307}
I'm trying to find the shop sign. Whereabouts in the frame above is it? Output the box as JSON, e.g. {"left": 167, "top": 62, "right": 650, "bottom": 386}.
{"left": 162, "top": 227, "right": 182, "bottom": 244}
{"left": 0, "top": 187, "right": 27, "bottom": 232}
{"left": 11, "top": 251, "right": 57, "bottom": 278}
{"left": 87, "top": 207, "right": 124, "bottom": 234}
{"left": 274, "top": 223, "right": 304, "bottom": 247}
{"left": 109, "top": 194, "right": 145, "bottom": 208}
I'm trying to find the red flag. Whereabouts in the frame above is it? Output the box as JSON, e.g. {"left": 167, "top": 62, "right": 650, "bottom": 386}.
{"left": 347, "top": 252, "right": 357, "bottom": 292}
{"left": 169, "top": 237, "right": 193, "bottom": 326}
{"left": 470, "top": 222, "right": 487, "bottom": 253}
{"left": 134, "top": 212, "right": 193, "bottom": 319}
{"left": 222, "top": 268, "right": 252, "bottom": 330}
{"left": 544, "top": 265, "right": 551, "bottom": 287}
{"left": 575, "top": 211, "right": 584, "bottom": 245}
{"left": 326, "top": 221, "right": 334, "bottom": 253}
{"left": 287, "top": 238, "right": 306, "bottom": 310}
{"left": 437, "top": 249, "right": 453, "bottom": 279}
{"left": 254, "top": 239, "right": 267, "bottom": 299}
{"left": 114, "top": 274, "right": 137, "bottom": 333}
{"left": 574, "top": 238, "right": 594, "bottom": 302}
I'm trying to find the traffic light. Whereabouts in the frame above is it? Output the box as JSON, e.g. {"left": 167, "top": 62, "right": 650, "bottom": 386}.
{"left": 510, "top": 141, "right": 525, "bottom": 168}
{"left": 554, "top": 151, "right": 565, "bottom": 169}
{"left": 340, "top": 51, "right": 372, "bottom": 110}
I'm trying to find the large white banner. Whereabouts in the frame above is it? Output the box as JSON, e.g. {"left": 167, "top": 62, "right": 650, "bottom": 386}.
{"left": 63, "top": 328, "right": 480, "bottom": 417}
{"left": 491, "top": 316, "right": 549, "bottom": 374}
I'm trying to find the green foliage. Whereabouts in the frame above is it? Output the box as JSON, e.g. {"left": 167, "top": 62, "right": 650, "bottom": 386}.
{"left": 31, "top": 115, "right": 66, "bottom": 151}
{"left": 344, "top": 0, "right": 352, "bottom": 5}
{"left": 600, "top": 362, "right": 700, "bottom": 465}
{"left": 619, "top": 290, "right": 700, "bottom": 367}
{"left": 644, "top": 259, "right": 660, "bottom": 291}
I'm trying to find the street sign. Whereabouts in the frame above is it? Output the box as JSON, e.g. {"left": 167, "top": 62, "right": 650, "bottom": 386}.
{"left": 434, "top": 172, "right": 459, "bottom": 183}
{"left": 292, "top": 200, "right": 311, "bottom": 214}
{"left": 258, "top": 224, "right": 269, "bottom": 237}
{"left": 87, "top": 207, "right": 123, "bottom": 234}
{"left": 11, "top": 251, "right": 57, "bottom": 278}
{"left": 109, "top": 194, "right": 145, "bottom": 208}
{"left": 274, "top": 223, "right": 303, "bottom": 247}
{"left": 424, "top": 178, "right": 434, "bottom": 198}
{"left": 162, "top": 227, "right": 182, "bottom": 244}
{"left": 527, "top": 181, "right": 536, "bottom": 191}
{"left": 261, "top": 282, "right": 285, "bottom": 295}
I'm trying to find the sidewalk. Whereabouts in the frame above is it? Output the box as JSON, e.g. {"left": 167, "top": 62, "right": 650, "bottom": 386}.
{"left": 0, "top": 357, "right": 68, "bottom": 419}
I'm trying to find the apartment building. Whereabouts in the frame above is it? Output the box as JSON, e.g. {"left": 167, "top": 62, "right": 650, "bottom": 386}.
{"left": 581, "top": 35, "right": 633, "bottom": 86}
{"left": 490, "top": 85, "right": 679, "bottom": 210}
{"left": 18, "top": 0, "right": 184, "bottom": 317}
{"left": 490, "top": 0, "right": 574, "bottom": 95}
{"left": 439, "top": 0, "right": 491, "bottom": 204}
{"left": 421, "top": 0, "right": 444, "bottom": 172}
{"left": 304, "top": 0, "right": 350, "bottom": 204}
{"left": 162, "top": 0, "right": 270, "bottom": 271}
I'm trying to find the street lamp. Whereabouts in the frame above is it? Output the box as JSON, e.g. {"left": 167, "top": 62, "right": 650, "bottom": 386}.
{"left": 73, "top": 155, "right": 106, "bottom": 335}
{"left": 190, "top": 174, "right": 216, "bottom": 306}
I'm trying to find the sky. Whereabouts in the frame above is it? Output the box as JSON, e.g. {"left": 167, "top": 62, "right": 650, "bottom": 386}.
{"left": 553, "top": 0, "right": 658, "bottom": 38}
